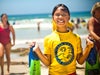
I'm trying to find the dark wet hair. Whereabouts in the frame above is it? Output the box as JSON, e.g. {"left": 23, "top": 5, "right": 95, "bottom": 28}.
{"left": 52, "top": 4, "right": 70, "bottom": 16}
{"left": 1, "top": 13, "right": 10, "bottom": 25}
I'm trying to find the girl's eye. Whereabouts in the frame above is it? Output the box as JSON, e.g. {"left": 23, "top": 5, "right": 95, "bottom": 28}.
{"left": 55, "top": 14, "right": 67, "bottom": 17}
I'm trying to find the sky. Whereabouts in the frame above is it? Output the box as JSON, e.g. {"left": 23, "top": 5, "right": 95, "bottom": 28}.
{"left": 0, "top": 0, "right": 99, "bottom": 15}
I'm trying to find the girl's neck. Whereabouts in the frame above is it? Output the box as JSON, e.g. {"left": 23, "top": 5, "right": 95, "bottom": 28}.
{"left": 57, "top": 28, "right": 69, "bottom": 33}
{"left": 1, "top": 22, "right": 8, "bottom": 28}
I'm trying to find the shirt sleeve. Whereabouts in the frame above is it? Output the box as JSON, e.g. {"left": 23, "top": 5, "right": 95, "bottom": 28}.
{"left": 44, "top": 36, "right": 51, "bottom": 54}
{"left": 77, "top": 36, "right": 83, "bottom": 54}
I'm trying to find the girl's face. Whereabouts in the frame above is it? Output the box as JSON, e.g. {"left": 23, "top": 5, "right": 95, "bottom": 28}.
{"left": 1, "top": 14, "right": 8, "bottom": 23}
{"left": 53, "top": 7, "right": 70, "bottom": 28}
{"left": 94, "top": 8, "right": 100, "bottom": 20}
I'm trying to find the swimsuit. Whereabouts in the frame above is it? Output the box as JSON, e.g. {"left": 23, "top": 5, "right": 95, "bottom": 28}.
{"left": 92, "top": 18, "right": 100, "bottom": 52}
{"left": 0, "top": 26, "right": 10, "bottom": 45}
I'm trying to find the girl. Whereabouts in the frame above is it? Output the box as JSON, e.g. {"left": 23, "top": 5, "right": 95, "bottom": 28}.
{"left": 0, "top": 13, "right": 15, "bottom": 75}
{"left": 87, "top": 2, "right": 100, "bottom": 74}
{"left": 30, "top": 4, "right": 93, "bottom": 75}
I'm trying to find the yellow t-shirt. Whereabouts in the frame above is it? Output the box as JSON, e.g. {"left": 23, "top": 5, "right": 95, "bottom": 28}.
{"left": 52, "top": 20, "right": 74, "bottom": 31}
{"left": 44, "top": 31, "right": 82, "bottom": 75}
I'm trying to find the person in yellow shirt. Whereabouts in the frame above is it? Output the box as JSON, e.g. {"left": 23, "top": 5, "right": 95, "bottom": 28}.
{"left": 30, "top": 4, "right": 93, "bottom": 75}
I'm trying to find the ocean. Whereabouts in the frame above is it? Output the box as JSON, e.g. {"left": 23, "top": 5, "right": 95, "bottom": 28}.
{"left": 7, "top": 11, "right": 91, "bottom": 49}
{"left": 8, "top": 11, "right": 91, "bottom": 20}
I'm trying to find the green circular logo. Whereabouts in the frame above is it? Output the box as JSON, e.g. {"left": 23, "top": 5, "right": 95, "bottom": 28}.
{"left": 55, "top": 42, "right": 74, "bottom": 65}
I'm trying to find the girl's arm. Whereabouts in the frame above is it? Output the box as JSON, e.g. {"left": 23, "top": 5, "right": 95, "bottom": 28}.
{"left": 76, "top": 38, "right": 93, "bottom": 64}
{"left": 30, "top": 42, "right": 51, "bottom": 66}
{"left": 9, "top": 25, "right": 15, "bottom": 46}
{"left": 88, "top": 18, "right": 100, "bottom": 41}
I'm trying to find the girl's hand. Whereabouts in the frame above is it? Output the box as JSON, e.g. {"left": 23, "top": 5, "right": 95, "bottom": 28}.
{"left": 29, "top": 41, "right": 36, "bottom": 48}
{"left": 86, "top": 37, "right": 94, "bottom": 49}
{"left": 11, "top": 43, "right": 15, "bottom": 47}
{"left": 29, "top": 42, "right": 40, "bottom": 52}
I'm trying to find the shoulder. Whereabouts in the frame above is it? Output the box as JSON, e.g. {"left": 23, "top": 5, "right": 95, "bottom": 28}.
{"left": 44, "top": 33, "right": 54, "bottom": 40}
{"left": 44, "top": 32, "right": 58, "bottom": 41}
{"left": 88, "top": 17, "right": 95, "bottom": 23}
{"left": 8, "top": 25, "right": 14, "bottom": 31}
{"left": 67, "top": 21, "right": 74, "bottom": 27}
{"left": 72, "top": 32, "right": 81, "bottom": 39}
{"left": 87, "top": 17, "right": 96, "bottom": 27}
{"left": 72, "top": 33, "right": 81, "bottom": 43}
{"left": 9, "top": 25, "right": 14, "bottom": 28}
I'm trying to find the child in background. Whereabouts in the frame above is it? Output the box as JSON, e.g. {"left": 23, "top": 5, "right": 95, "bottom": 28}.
{"left": 87, "top": 2, "right": 100, "bottom": 75}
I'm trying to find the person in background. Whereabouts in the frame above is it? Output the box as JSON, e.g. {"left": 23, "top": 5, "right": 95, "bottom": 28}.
{"left": 87, "top": 2, "right": 100, "bottom": 74}
{"left": 74, "top": 18, "right": 81, "bottom": 29}
{"left": 0, "top": 13, "right": 15, "bottom": 75}
{"left": 37, "top": 21, "right": 41, "bottom": 32}
{"left": 30, "top": 4, "right": 93, "bottom": 75}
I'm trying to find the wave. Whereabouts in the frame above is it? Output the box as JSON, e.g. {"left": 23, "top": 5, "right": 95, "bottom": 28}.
{"left": 12, "top": 23, "right": 52, "bottom": 29}
{"left": 10, "top": 18, "right": 52, "bottom": 29}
